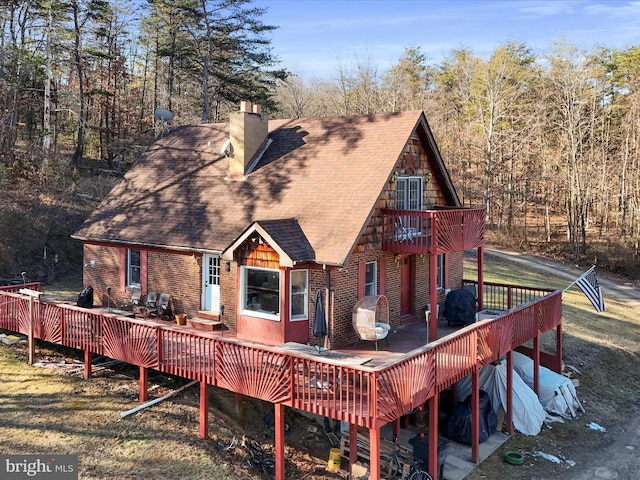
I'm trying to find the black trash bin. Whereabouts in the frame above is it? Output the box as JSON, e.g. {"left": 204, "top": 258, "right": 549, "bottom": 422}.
{"left": 77, "top": 286, "right": 94, "bottom": 308}
{"left": 409, "top": 433, "right": 450, "bottom": 480}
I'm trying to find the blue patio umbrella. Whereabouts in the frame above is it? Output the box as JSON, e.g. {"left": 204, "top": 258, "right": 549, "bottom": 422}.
{"left": 313, "top": 289, "right": 327, "bottom": 352}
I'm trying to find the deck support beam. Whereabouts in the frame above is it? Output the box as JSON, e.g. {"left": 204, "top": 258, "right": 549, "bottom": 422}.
{"left": 274, "top": 403, "right": 285, "bottom": 480}
{"left": 349, "top": 424, "right": 358, "bottom": 467}
{"left": 533, "top": 334, "right": 540, "bottom": 394}
{"left": 471, "top": 367, "right": 480, "bottom": 463}
{"left": 83, "top": 350, "right": 92, "bottom": 379}
{"left": 199, "top": 381, "right": 208, "bottom": 438}
{"left": 477, "top": 246, "right": 484, "bottom": 310}
{"left": 554, "top": 323, "right": 563, "bottom": 373}
{"left": 429, "top": 252, "right": 438, "bottom": 342}
{"left": 139, "top": 366, "right": 148, "bottom": 402}
{"left": 368, "top": 426, "right": 381, "bottom": 480}
{"left": 428, "top": 393, "right": 440, "bottom": 480}
{"left": 392, "top": 417, "right": 400, "bottom": 440}
{"left": 506, "top": 350, "right": 514, "bottom": 433}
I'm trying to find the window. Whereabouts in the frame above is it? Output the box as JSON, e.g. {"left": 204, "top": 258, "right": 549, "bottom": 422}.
{"left": 290, "top": 270, "right": 308, "bottom": 320}
{"left": 207, "top": 256, "right": 220, "bottom": 287}
{"left": 365, "top": 261, "right": 377, "bottom": 296}
{"left": 437, "top": 254, "right": 444, "bottom": 290}
{"left": 128, "top": 249, "right": 141, "bottom": 287}
{"left": 395, "top": 176, "right": 423, "bottom": 211}
{"left": 241, "top": 266, "right": 280, "bottom": 320}
{"left": 395, "top": 176, "right": 424, "bottom": 238}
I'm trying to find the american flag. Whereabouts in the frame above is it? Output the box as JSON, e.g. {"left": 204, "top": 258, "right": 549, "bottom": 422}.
{"left": 574, "top": 266, "right": 605, "bottom": 312}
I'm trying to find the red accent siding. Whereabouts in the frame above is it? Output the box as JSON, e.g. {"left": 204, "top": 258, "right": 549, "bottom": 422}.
{"left": 140, "top": 251, "right": 148, "bottom": 291}
{"left": 379, "top": 257, "right": 387, "bottom": 295}
{"left": 119, "top": 248, "right": 126, "bottom": 292}
{"left": 358, "top": 261, "right": 365, "bottom": 299}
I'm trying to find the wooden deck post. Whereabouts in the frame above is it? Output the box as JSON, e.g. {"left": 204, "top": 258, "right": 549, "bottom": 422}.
{"left": 477, "top": 246, "right": 484, "bottom": 310}
{"left": 199, "top": 381, "right": 209, "bottom": 438}
{"left": 83, "top": 349, "right": 92, "bottom": 379}
{"left": 555, "top": 323, "right": 563, "bottom": 373}
{"left": 368, "top": 426, "right": 381, "bottom": 480}
{"left": 392, "top": 417, "right": 400, "bottom": 441}
{"left": 428, "top": 393, "right": 439, "bottom": 480}
{"left": 471, "top": 366, "right": 480, "bottom": 463}
{"left": 139, "top": 366, "right": 148, "bottom": 402}
{"left": 429, "top": 251, "right": 438, "bottom": 342}
{"left": 505, "top": 350, "right": 514, "bottom": 434}
{"left": 349, "top": 424, "right": 358, "bottom": 467}
{"left": 28, "top": 295, "right": 35, "bottom": 365}
{"left": 274, "top": 403, "right": 285, "bottom": 480}
{"left": 533, "top": 334, "right": 540, "bottom": 394}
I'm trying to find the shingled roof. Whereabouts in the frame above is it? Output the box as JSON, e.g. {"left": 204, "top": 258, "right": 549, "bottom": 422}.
{"left": 73, "top": 110, "right": 457, "bottom": 267}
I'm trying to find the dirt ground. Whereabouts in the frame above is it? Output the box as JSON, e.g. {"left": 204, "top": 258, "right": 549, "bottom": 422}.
{"left": 1, "top": 250, "right": 640, "bottom": 480}
{"left": 465, "top": 249, "right": 640, "bottom": 480}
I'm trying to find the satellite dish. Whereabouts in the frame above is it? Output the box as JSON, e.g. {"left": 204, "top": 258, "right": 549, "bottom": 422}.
{"left": 154, "top": 108, "right": 174, "bottom": 122}
{"left": 154, "top": 108, "right": 174, "bottom": 137}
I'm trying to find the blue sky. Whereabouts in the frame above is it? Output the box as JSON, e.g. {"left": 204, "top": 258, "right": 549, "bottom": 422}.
{"left": 254, "top": 0, "right": 640, "bottom": 79}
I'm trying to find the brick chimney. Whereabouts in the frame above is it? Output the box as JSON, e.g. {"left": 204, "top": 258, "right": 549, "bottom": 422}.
{"left": 228, "top": 101, "right": 269, "bottom": 179}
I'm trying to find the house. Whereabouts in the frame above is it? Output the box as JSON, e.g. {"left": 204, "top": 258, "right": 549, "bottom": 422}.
{"left": 1, "top": 104, "right": 563, "bottom": 479}
{"left": 73, "top": 101, "right": 483, "bottom": 348}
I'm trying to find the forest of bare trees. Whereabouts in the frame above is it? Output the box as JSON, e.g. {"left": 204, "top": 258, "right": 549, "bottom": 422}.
{"left": 1, "top": 1, "right": 639, "bottom": 278}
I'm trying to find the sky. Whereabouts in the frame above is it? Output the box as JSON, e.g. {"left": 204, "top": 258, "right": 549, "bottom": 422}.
{"left": 253, "top": 0, "right": 640, "bottom": 79}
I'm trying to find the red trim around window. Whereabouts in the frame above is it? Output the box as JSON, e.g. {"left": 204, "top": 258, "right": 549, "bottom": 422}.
{"left": 358, "top": 261, "right": 365, "bottom": 299}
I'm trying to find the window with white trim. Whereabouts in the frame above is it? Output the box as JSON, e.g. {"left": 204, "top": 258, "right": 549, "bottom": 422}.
{"left": 395, "top": 176, "right": 423, "bottom": 210}
{"left": 241, "top": 266, "right": 280, "bottom": 320}
{"left": 365, "top": 261, "right": 377, "bottom": 296}
{"left": 127, "top": 249, "right": 141, "bottom": 287}
{"left": 290, "top": 270, "right": 308, "bottom": 320}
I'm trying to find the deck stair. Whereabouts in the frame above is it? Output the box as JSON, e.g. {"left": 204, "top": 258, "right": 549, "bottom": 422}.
{"left": 188, "top": 312, "right": 224, "bottom": 331}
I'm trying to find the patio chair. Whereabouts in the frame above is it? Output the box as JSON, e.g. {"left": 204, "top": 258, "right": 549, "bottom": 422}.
{"left": 352, "top": 295, "right": 390, "bottom": 351}
{"left": 147, "top": 292, "right": 171, "bottom": 318}
{"left": 122, "top": 286, "right": 141, "bottom": 309}
{"left": 143, "top": 290, "right": 158, "bottom": 317}
{"left": 394, "top": 215, "right": 417, "bottom": 243}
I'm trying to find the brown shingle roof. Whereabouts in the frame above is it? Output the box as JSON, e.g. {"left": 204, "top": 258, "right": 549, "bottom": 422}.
{"left": 74, "top": 110, "right": 446, "bottom": 266}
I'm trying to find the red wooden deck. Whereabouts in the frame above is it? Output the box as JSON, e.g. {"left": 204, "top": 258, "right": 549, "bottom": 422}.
{"left": 0, "top": 281, "right": 562, "bottom": 479}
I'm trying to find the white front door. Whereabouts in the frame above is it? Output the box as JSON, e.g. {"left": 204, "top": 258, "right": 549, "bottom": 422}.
{"left": 202, "top": 254, "right": 220, "bottom": 312}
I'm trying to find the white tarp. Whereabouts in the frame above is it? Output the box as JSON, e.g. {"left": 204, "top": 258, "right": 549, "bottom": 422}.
{"left": 511, "top": 351, "right": 583, "bottom": 418}
{"left": 455, "top": 361, "right": 547, "bottom": 436}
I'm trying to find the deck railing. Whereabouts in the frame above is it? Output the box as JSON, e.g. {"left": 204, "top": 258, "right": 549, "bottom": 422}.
{"left": 463, "top": 279, "right": 555, "bottom": 311}
{"left": 0, "top": 285, "right": 562, "bottom": 429}
{"left": 381, "top": 207, "right": 486, "bottom": 255}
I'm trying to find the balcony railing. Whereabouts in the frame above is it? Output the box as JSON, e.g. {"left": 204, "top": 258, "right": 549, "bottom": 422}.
{"left": 381, "top": 207, "right": 486, "bottom": 254}
{"left": 0, "top": 284, "right": 561, "bottom": 430}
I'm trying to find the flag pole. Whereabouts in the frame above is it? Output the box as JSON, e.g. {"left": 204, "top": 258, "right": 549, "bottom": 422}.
{"left": 563, "top": 265, "right": 595, "bottom": 292}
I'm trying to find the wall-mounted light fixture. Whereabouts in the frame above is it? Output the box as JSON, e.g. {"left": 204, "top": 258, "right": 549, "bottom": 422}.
{"left": 394, "top": 254, "right": 402, "bottom": 268}
{"left": 225, "top": 261, "right": 231, "bottom": 272}
{"left": 84, "top": 260, "right": 96, "bottom": 268}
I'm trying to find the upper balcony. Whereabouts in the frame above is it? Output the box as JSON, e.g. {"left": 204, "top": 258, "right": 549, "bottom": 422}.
{"left": 381, "top": 207, "right": 486, "bottom": 255}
